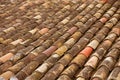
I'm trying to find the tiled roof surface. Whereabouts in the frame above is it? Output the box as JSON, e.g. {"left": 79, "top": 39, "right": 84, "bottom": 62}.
{"left": 0, "top": 0, "right": 120, "bottom": 80}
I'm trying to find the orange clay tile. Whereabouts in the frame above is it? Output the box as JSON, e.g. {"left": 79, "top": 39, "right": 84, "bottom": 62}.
{"left": 34, "top": 0, "right": 44, "bottom": 4}
{"left": 100, "top": 0, "right": 108, "bottom": 3}
{"left": 0, "top": 53, "right": 14, "bottom": 63}
{"left": 111, "top": 28, "right": 120, "bottom": 36}
{"left": 19, "top": 6, "right": 26, "bottom": 10}
{"left": 100, "top": 17, "right": 108, "bottom": 23}
{"left": 80, "top": 46, "right": 93, "bottom": 57}
{"left": 0, "top": 71, "right": 14, "bottom": 80}
{"left": 39, "top": 28, "right": 49, "bottom": 35}
{"left": 92, "top": 78, "right": 100, "bottom": 80}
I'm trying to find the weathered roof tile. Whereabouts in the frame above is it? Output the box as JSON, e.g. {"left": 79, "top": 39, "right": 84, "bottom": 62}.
{"left": 0, "top": 0, "right": 120, "bottom": 80}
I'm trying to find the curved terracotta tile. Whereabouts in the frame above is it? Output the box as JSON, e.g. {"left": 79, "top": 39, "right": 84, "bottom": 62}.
{"left": 0, "top": 0, "right": 120, "bottom": 80}
{"left": 80, "top": 46, "right": 93, "bottom": 57}
{"left": 0, "top": 71, "right": 14, "bottom": 80}
{"left": 100, "top": 17, "right": 108, "bottom": 23}
{"left": 0, "top": 53, "right": 14, "bottom": 63}
{"left": 39, "top": 28, "right": 49, "bottom": 34}
{"left": 43, "top": 46, "right": 57, "bottom": 56}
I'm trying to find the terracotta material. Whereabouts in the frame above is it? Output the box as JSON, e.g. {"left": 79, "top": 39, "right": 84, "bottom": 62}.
{"left": 80, "top": 3, "right": 87, "bottom": 8}
{"left": 107, "top": 67, "right": 120, "bottom": 80}
{"left": 92, "top": 66, "right": 109, "bottom": 80}
{"left": 3, "top": 27, "right": 15, "bottom": 33}
{"left": 92, "top": 77, "right": 101, "bottom": 80}
{"left": 96, "top": 4, "right": 103, "bottom": 8}
{"left": 36, "top": 63, "right": 49, "bottom": 73}
{"left": 76, "top": 77, "right": 85, "bottom": 80}
{"left": 60, "top": 33, "right": 70, "bottom": 39}
{"left": 92, "top": 47, "right": 106, "bottom": 60}
{"left": 20, "top": 46, "right": 34, "bottom": 55}
{"left": 53, "top": 38, "right": 65, "bottom": 48}
{"left": 106, "top": 48, "right": 120, "bottom": 59}
{"left": 94, "top": 13, "right": 101, "bottom": 19}
{"left": 0, "top": 38, "right": 4, "bottom": 43}
{"left": 80, "top": 46, "right": 93, "bottom": 57}
{"left": 58, "top": 54, "right": 72, "bottom": 66}
{"left": 29, "top": 28, "right": 38, "bottom": 34}
{"left": 0, "top": 0, "right": 120, "bottom": 80}
{"left": 94, "top": 33, "right": 105, "bottom": 42}
{"left": 25, "top": 71, "right": 42, "bottom": 80}
{"left": 61, "top": 18, "right": 69, "bottom": 24}
{"left": 41, "top": 63, "right": 64, "bottom": 80}
{"left": 34, "top": 15, "right": 42, "bottom": 19}
{"left": 0, "top": 61, "right": 13, "bottom": 74}
{"left": 67, "top": 27, "right": 77, "bottom": 35}
{"left": 100, "top": 17, "right": 107, "bottom": 23}
{"left": 71, "top": 54, "right": 87, "bottom": 66}
{"left": 8, "top": 62, "right": 25, "bottom": 74}
{"left": 84, "top": 14, "right": 92, "bottom": 20}
{"left": 30, "top": 46, "right": 45, "bottom": 56}
{"left": 10, "top": 52, "right": 24, "bottom": 63}
{"left": 2, "top": 39, "right": 13, "bottom": 45}
{"left": 64, "top": 38, "right": 75, "bottom": 48}
{"left": 101, "top": 40, "right": 112, "bottom": 50}
{"left": 77, "top": 66, "right": 93, "bottom": 79}
{"left": 79, "top": 25, "right": 88, "bottom": 34}
{"left": 67, "top": 46, "right": 80, "bottom": 57}
{"left": 105, "top": 33, "right": 117, "bottom": 42}
{"left": 99, "top": 57, "right": 115, "bottom": 71}
{"left": 88, "top": 4, "right": 94, "bottom": 9}
{"left": 0, "top": 71, "right": 14, "bottom": 80}
{"left": 31, "top": 39, "right": 44, "bottom": 47}
{"left": 109, "top": 17, "right": 118, "bottom": 25}
{"left": 107, "top": 10, "right": 114, "bottom": 16}
{"left": 75, "top": 22, "right": 83, "bottom": 28}
{"left": 55, "top": 45, "right": 68, "bottom": 56}
{"left": 112, "top": 41, "right": 120, "bottom": 50}
{"left": 113, "top": 14, "right": 119, "bottom": 19}
{"left": 104, "top": 23, "right": 113, "bottom": 29}
{"left": 85, "top": 56, "right": 99, "bottom": 68}
{"left": 22, "top": 38, "right": 33, "bottom": 46}
{"left": 80, "top": 17, "right": 87, "bottom": 23}
{"left": 20, "top": 53, "right": 36, "bottom": 64}
{"left": 11, "top": 71, "right": 27, "bottom": 80}
{"left": 87, "top": 40, "right": 99, "bottom": 49}
{"left": 111, "top": 28, "right": 120, "bottom": 36}
{"left": 62, "top": 64, "right": 79, "bottom": 77}
{"left": 17, "top": 61, "right": 39, "bottom": 79}
{"left": 51, "top": 54, "right": 60, "bottom": 59}
{"left": 103, "top": 13, "right": 111, "bottom": 18}
{"left": 43, "top": 46, "right": 57, "bottom": 56}
{"left": 98, "top": 27, "right": 109, "bottom": 35}
{"left": 11, "top": 39, "right": 23, "bottom": 46}
{"left": 71, "top": 31, "right": 82, "bottom": 40}
{"left": 0, "top": 53, "right": 14, "bottom": 63}
{"left": 87, "top": 27, "right": 99, "bottom": 35}
{"left": 39, "top": 28, "right": 49, "bottom": 35}
{"left": 31, "top": 32, "right": 41, "bottom": 40}
{"left": 116, "top": 58, "right": 120, "bottom": 67}
{"left": 57, "top": 75, "right": 72, "bottom": 80}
